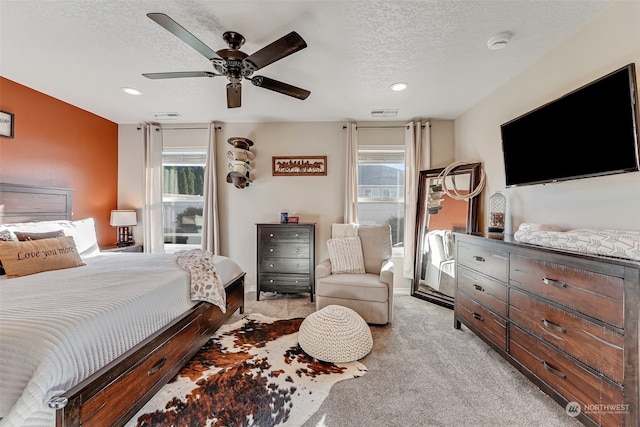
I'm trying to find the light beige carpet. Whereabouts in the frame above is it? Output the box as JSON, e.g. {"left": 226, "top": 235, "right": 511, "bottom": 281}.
{"left": 232, "top": 292, "right": 581, "bottom": 427}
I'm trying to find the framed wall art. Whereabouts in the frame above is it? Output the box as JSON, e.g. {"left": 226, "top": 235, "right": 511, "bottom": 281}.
{"left": 0, "top": 111, "right": 14, "bottom": 138}
{"left": 272, "top": 155, "right": 327, "bottom": 176}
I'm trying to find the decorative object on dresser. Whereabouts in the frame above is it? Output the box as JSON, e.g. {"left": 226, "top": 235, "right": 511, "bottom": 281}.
{"left": 272, "top": 155, "right": 327, "bottom": 176}
{"left": 0, "top": 110, "right": 15, "bottom": 138}
{"left": 256, "top": 223, "right": 315, "bottom": 301}
{"left": 226, "top": 137, "right": 254, "bottom": 189}
{"left": 110, "top": 209, "right": 137, "bottom": 246}
{"left": 454, "top": 233, "right": 639, "bottom": 427}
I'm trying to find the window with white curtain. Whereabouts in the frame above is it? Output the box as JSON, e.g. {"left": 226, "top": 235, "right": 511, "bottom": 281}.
{"left": 357, "top": 145, "right": 405, "bottom": 248}
{"left": 162, "top": 149, "right": 206, "bottom": 252}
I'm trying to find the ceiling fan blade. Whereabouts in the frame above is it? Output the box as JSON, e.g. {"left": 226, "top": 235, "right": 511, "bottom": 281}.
{"left": 250, "top": 76, "right": 310, "bottom": 100}
{"left": 147, "top": 13, "right": 224, "bottom": 63}
{"left": 142, "top": 71, "right": 218, "bottom": 79}
{"left": 243, "top": 32, "right": 307, "bottom": 71}
{"left": 227, "top": 83, "right": 242, "bottom": 108}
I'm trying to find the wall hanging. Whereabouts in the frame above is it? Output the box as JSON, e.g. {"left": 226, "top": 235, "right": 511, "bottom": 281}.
{"left": 272, "top": 155, "right": 327, "bottom": 176}
{"left": 0, "top": 111, "right": 15, "bottom": 138}
{"left": 226, "top": 137, "right": 254, "bottom": 189}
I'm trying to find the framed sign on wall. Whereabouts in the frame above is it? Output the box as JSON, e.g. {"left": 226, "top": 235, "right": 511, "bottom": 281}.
{"left": 0, "top": 111, "right": 14, "bottom": 138}
{"left": 272, "top": 155, "right": 327, "bottom": 176}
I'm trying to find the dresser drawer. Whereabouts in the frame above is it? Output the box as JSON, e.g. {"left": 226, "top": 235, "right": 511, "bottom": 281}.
{"left": 259, "top": 242, "right": 310, "bottom": 259}
{"left": 457, "top": 241, "right": 508, "bottom": 282}
{"left": 510, "top": 254, "right": 623, "bottom": 328}
{"left": 259, "top": 257, "right": 310, "bottom": 274}
{"left": 510, "top": 325, "right": 624, "bottom": 427}
{"left": 457, "top": 265, "right": 507, "bottom": 317}
{"left": 259, "top": 274, "right": 310, "bottom": 292}
{"left": 456, "top": 291, "right": 507, "bottom": 351}
{"left": 259, "top": 226, "right": 310, "bottom": 243}
{"left": 510, "top": 289, "right": 623, "bottom": 383}
{"left": 81, "top": 320, "right": 200, "bottom": 426}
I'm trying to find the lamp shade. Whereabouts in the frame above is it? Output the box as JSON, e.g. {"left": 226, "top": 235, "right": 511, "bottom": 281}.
{"left": 110, "top": 210, "right": 137, "bottom": 227}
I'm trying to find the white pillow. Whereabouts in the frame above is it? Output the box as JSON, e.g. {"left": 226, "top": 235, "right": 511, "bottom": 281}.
{"left": 0, "top": 217, "right": 101, "bottom": 259}
{"left": 327, "top": 237, "right": 366, "bottom": 274}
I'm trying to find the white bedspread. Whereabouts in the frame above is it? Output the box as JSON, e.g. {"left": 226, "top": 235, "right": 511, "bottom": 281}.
{"left": 514, "top": 224, "right": 640, "bottom": 261}
{"left": 0, "top": 253, "right": 243, "bottom": 427}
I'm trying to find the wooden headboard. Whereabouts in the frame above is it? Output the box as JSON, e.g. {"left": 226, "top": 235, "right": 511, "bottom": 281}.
{"left": 0, "top": 182, "right": 72, "bottom": 224}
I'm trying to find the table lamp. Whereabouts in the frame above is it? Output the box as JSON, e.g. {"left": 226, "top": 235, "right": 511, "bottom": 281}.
{"left": 110, "top": 210, "right": 137, "bottom": 247}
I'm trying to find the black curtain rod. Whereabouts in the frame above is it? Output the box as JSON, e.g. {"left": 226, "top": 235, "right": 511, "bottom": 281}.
{"left": 342, "top": 124, "right": 427, "bottom": 129}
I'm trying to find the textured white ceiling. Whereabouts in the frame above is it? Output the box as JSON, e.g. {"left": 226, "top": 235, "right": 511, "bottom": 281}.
{"left": 0, "top": 0, "right": 614, "bottom": 124}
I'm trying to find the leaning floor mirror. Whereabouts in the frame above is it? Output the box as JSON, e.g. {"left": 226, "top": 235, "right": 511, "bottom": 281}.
{"left": 412, "top": 163, "right": 482, "bottom": 308}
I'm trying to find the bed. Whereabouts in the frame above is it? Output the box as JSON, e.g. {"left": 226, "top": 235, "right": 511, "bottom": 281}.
{"left": 0, "top": 182, "right": 245, "bottom": 427}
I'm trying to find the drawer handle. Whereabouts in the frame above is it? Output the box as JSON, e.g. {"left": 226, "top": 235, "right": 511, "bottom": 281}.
{"left": 295, "top": 280, "right": 300, "bottom": 283}
{"left": 472, "top": 284, "right": 484, "bottom": 292}
{"left": 269, "top": 248, "right": 274, "bottom": 252}
{"left": 541, "top": 318, "right": 566, "bottom": 334}
{"left": 269, "top": 233, "right": 274, "bottom": 238}
{"left": 269, "top": 279, "right": 274, "bottom": 283}
{"left": 541, "top": 359, "right": 566, "bottom": 378}
{"left": 148, "top": 356, "right": 167, "bottom": 376}
{"left": 269, "top": 264, "right": 275, "bottom": 268}
{"left": 472, "top": 312, "right": 484, "bottom": 321}
{"left": 473, "top": 256, "right": 485, "bottom": 262}
{"left": 541, "top": 277, "right": 566, "bottom": 288}
{"left": 295, "top": 249, "right": 300, "bottom": 253}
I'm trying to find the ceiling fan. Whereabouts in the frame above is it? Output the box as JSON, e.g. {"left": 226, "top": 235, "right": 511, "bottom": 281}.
{"left": 142, "top": 13, "right": 311, "bottom": 108}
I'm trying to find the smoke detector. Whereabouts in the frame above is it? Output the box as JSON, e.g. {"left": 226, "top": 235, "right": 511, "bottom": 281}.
{"left": 487, "top": 32, "right": 512, "bottom": 50}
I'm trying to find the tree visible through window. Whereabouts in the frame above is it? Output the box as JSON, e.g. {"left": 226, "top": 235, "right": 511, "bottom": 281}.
{"left": 357, "top": 146, "right": 405, "bottom": 248}
{"left": 162, "top": 151, "right": 206, "bottom": 250}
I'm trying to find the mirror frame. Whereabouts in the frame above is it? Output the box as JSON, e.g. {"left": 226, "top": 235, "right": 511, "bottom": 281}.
{"left": 411, "top": 162, "right": 482, "bottom": 308}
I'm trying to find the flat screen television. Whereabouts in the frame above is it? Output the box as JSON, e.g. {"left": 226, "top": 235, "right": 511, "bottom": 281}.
{"left": 501, "top": 64, "right": 640, "bottom": 187}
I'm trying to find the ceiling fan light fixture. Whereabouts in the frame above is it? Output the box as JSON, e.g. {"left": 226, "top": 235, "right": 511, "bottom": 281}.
{"left": 390, "top": 82, "right": 408, "bottom": 91}
{"left": 122, "top": 87, "right": 142, "bottom": 95}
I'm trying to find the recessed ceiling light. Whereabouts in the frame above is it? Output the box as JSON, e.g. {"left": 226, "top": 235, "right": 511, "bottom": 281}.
{"left": 390, "top": 82, "right": 408, "bottom": 91}
{"left": 487, "top": 32, "right": 512, "bottom": 50}
{"left": 122, "top": 87, "right": 142, "bottom": 95}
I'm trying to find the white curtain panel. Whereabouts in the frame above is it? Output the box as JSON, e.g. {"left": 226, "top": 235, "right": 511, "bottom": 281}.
{"left": 344, "top": 123, "right": 359, "bottom": 224}
{"left": 202, "top": 123, "right": 220, "bottom": 254}
{"left": 403, "top": 121, "right": 431, "bottom": 278}
{"left": 142, "top": 124, "right": 165, "bottom": 253}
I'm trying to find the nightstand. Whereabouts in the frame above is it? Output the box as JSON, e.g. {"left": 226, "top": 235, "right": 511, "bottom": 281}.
{"left": 101, "top": 244, "right": 143, "bottom": 253}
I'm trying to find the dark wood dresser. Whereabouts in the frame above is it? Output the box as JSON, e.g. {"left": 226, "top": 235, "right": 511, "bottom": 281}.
{"left": 256, "top": 223, "right": 315, "bottom": 301}
{"left": 454, "top": 233, "right": 639, "bottom": 427}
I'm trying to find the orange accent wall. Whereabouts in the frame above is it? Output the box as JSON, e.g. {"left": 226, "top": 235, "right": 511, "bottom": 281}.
{"left": 0, "top": 77, "right": 118, "bottom": 247}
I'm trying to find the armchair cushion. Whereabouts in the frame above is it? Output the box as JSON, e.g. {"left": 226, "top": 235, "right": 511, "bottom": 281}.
{"left": 327, "top": 237, "right": 365, "bottom": 274}
{"left": 358, "top": 225, "right": 392, "bottom": 274}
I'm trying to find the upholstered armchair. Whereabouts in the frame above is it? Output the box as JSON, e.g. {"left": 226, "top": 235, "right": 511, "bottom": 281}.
{"left": 315, "top": 224, "right": 394, "bottom": 325}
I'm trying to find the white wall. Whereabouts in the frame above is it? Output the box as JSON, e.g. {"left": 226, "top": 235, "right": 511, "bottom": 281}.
{"left": 456, "top": 1, "right": 640, "bottom": 234}
{"left": 118, "top": 120, "right": 445, "bottom": 293}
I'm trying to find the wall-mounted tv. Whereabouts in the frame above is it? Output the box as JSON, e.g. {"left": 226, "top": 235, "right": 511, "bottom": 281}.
{"left": 501, "top": 64, "right": 640, "bottom": 187}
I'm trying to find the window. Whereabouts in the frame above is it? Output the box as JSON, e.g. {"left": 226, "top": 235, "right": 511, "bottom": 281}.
{"left": 162, "top": 150, "right": 206, "bottom": 251}
{"left": 357, "top": 145, "right": 405, "bottom": 248}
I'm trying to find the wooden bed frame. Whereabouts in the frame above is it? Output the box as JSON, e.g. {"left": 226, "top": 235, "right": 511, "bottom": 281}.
{"left": 0, "top": 182, "right": 245, "bottom": 427}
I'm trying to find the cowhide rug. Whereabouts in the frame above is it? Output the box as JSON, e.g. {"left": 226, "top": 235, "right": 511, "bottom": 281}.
{"left": 127, "top": 314, "right": 367, "bottom": 427}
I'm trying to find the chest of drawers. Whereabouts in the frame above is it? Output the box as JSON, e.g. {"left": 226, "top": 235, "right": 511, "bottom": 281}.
{"left": 256, "top": 223, "right": 315, "bottom": 301}
{"left": 454, "top": 233, "right": 639, "bottom": 427}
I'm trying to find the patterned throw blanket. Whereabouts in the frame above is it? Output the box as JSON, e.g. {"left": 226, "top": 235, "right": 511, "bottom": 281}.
{"left": 174, "top": 249, "right": 226, "bottom": 312}
{"left": 514, "top": 224, "right": 640, "bottom": 261}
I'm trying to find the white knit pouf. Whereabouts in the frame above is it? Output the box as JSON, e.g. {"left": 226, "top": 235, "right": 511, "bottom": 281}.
{"left": 298, "top": 305, "right": 373, "bottom": 363}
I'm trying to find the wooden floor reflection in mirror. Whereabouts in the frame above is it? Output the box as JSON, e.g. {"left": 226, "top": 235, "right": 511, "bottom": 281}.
{"left": 412, "top": 163, "right": 482, "bottom": 308}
